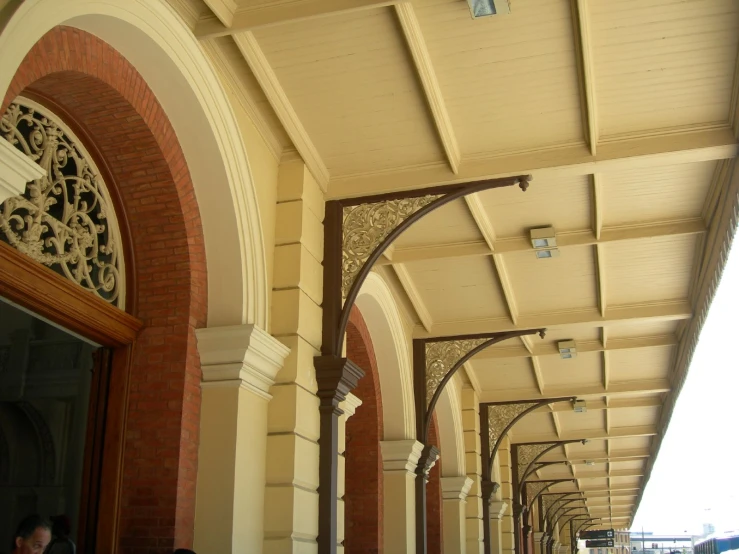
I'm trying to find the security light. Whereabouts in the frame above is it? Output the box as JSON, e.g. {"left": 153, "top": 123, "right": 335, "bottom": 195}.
{"left": 530, "top": 226, "right": 557, "bottom": 249}
{"left": 467, "top": 0, "right": 511, "bottom": 18}
{"left": 573, "top": 399, "right": 587, "bottom": 413}
{"left": 584, "top": 460, "right": 595, "bottom": 466}
{"left": 535, "top": 248, "right": 560, "bottom": 259}
{"left": 558, "top": 340, "right": 577, "bottom": 359}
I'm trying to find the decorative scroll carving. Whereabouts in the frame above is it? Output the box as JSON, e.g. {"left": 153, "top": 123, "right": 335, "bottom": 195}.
{"left": 488, "top": 402, "right": 537, "bottom": 456}
{"left": 0, "top": 100, "right": 125, "bottom": 308}
{"left": 426, "top": 338, "right": 487, "bottom": 405}
{"left": 516, "top": 442, "right": 556, "bottom": 482}
{"left": 342, "top": 195, "right": 441, "bottom": 299}
{"left": 525, "top": 480, "right": 551, "bottom": 505}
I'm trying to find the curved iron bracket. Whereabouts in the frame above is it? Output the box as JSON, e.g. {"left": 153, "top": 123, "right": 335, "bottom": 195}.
{"left": 315, "top": 174, "right": 531, "bottom": 553}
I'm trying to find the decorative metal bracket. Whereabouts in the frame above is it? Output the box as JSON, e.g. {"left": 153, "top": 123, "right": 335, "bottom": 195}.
{"left": 512, "top": 440, "right": 587, "bottom": 554}
{"left": 543, "top": 492, "right": 584, "bottom": 528}
{"left": 413, "top": 328, "right": 545, "bottom": 554}
{"left": 316, "top": 174, "right": 532, "bottom": 554}
{"left": 478, "top": 397, "right": 575, "bottom": 554}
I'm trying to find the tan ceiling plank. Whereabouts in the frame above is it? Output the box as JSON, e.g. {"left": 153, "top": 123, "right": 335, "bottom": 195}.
{"left": 233, "top": 32, "right": 330, "bottom": 189}
{"left": 730, "top": 42, "right": 739, "bottom": 139}
{"left": 480, "top": 379, "right": 670, "bottom": 403}
{"left": 477, "top": 334, "right": 676, "bottom": 360}
{"left": 385, "top": 218, "right": 706, "bottom": 264}
{"left": 394, "top": 2, "right": 460, "bottom": 173}
{"left": 568, "top": 470, "right": 643, "bottom": 480}
{"left": 570, "top": 0, "right": 598, "bottom": 155}
{"left": 327, "top": 126, "right": 738, "bottom": 199}
{"left": 196, "top": 0, "right": 398, "bottom": 37}
{"left": 419, "top": 300, "right": 691, "bottom": 338}
{"left": 392, "top": 263, "right": 433, "bottom": 332}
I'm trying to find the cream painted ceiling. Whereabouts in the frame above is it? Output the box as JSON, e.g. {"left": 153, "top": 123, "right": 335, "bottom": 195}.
{"left": 172, "top": 0, "right": 739, "bottom": 530}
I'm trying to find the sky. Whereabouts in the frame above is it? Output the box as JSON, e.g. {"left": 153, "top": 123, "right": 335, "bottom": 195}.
{"left": 630, "top": 237, "right": 739, "bottom": 536}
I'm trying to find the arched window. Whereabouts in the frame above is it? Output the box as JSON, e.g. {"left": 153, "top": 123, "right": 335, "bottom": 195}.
{"left": 0, "top": 98, "right": 126, "bottom": 308}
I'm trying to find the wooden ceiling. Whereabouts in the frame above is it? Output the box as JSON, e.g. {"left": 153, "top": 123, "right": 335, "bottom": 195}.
{"left": 172, "top": 0, "right": 739, "bottom": 530}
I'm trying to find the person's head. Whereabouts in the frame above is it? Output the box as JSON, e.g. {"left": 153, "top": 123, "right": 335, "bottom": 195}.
{"left": 49, "top": 515, "right": 71, "bottom": 538}
{"left": 11, "top": 515, "right": 51, "bottom": 554}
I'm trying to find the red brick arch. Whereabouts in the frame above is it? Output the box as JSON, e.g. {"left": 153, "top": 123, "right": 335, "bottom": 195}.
{"left": 345, "top": 306, "right": 385, "bottom": 554}
{"left": 3, "top": 26, "right": 206, "bottom": 553}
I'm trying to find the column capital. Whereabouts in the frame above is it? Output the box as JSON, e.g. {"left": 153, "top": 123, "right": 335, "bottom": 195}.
{"left": 340, "top": 392, "right": 363, "bottom": 419}
{"left": 196, "top": 324, "right": 290, "bottom": 399}
{"left": 0, "top": 137, "right": 44, "bottom": 203}
{"left": 380, "top": 439, "right": 424, "bottom": 474}
{"left": 534, "top": 532, "right": 547, "bottom": 541}
{"left": 441, "top": 476, "right": 473, "bottom": 501}
{"left": 489, "top": 500, "right": 508, "bottom": 520}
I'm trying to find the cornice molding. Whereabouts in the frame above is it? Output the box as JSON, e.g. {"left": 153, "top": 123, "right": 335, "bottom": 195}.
{"left": 0, "top": 137, "right": 44, "bottom": 203}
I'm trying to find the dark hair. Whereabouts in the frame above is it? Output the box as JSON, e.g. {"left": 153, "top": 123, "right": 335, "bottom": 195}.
{"left": 173, "top": 550, "right": 196, "bottom": 554}
{"left": 11, "top": 514, "right": 51, "bottom": 550}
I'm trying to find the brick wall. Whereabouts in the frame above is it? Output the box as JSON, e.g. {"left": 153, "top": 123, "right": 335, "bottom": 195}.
{"left": 3, "top": 27, "right": 206, "bottom": 553}
{"left": 345, "top": 306, "right": 384, "bottom": 554}
{"left": 428, "top": 415, "right": 444, "bottom": 554}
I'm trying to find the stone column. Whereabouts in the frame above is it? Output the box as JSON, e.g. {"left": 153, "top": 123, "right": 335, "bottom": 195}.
{"left": 0, "top": 137, "right": 44, "bottom": 203}
{"left": 193, "top": 324, "right": 290, "bottom": 554}
{"left": 441, "top": 476, "right": 473, "bottom": 554}
{"left": 337, "top": 393, "right": 363, "bottom": 554}
{"left": 266, "top": 159, "right": 326, "bottom": 552}
{"left": 380, "top": 440, "right": 423, "bottom": 554}
{"left": 498, "top": 437, "right": 515, "bottom": 554}
{"left": 489, "top": 501, "right": 508, "bottom": 554}
{"left": 461, "top": 388, "right": 483, "bottom": 554}
{"left": 534, "top": 533, "right": 547, "bottom": 554}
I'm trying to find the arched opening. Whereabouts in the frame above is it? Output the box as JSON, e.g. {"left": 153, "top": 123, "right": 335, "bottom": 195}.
{"left": 1, "top": 26, "right": 207, "bottom": 551}
{"left": 344, "top": 306, "right": 384, "bottom": 554}
{"left": 428, "top": 415, "right": 444, "bottom": 554}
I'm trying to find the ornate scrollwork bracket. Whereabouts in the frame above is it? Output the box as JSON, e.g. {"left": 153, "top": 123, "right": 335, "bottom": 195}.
{"left": 317, "top": 175, "right": 531, "bottom": 554}
{"left": 525, "top": 479, "right": 575, "bottom": 513}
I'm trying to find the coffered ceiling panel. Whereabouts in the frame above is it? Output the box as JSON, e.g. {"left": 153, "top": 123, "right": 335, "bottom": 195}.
{"left": 253, "top": 8, "right": 443, "bottom": 175}
{"left": 478, "top": 174, "right": 592, "bottom": 238}
{"left": 538, "top": 351, "right": 602, "bottom": 389}
{"left": 601, "top": 161, "right": 718, "bottom": 227}
{"left": 591, "top": 0, "right": 739, "bottom": 137}
{"left": 555, "top": 409, "right": 607, "bottom": 433}
{"left": 608, "top": 343, "right": 674, "bottom": 383}
{"left": 392, "top": 199, "right": 483, "bottom": 248}
{"left": 609, "top": 406, "right": 661, "bottom": 429}
{"left": 506, "top": 246, "right": 598, "bottom": 314}
{"left": 415, "top": 0, "right": 583, "bottom": 155}
{"left": 472, "top": 357, "right": 539, "bottom": 393}
{"left": 604, "top": 234, "right": 699, "bottom": 305}
{"left": 406, "top": 257, "right": 508, "bottom": 321}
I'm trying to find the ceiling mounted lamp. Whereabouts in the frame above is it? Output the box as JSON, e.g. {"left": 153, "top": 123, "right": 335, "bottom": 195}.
{"left": 573, "top": 399, "right": 587, "bottom": 413}
{"left": 584, "top": 460, "right": 595, "bottom": 466}
{"left": 558, "top": 340, "right": 577, "bottom": 359}
{"left": 466, "top": 0, "right": 511, "bottom": 18}
{"left": 530, "top": 226, "right": 560, "bottom": 259}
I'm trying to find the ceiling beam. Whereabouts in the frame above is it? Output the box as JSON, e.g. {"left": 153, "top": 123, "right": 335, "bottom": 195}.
{"left": 196, "top": 0, "right": 399, "bottom": 38}
{"left": 233, "top": 32, "right": 330, "bottom": 189}
{"left": 377, "top": 218, "right": 707, "bottom": 266}
{"left": 328, "top": 125, "right": 738, "bottom": 198}
{"left": 392, "top": 263, "right": 433, "bottom": 332}
{"left": 479, "top": 380, "right": 670, "bottom": 403}
{"left": 512, "top": 424, "right": 657, "bottom": 444}
{"left": 570, "top": 0, "right": 598, "bottom": 155}
{"left": 568, "top": 470, "right": 643, "bottom": 480}
{"left": 418, "top": 300, "right": 691, "bottom": 338}
{"left": 475, "top": 333, "right": 676, "bottom": 361}
{"left": 395, "top": 2, "right": 460, "bottom": 173}
{"left": 547, "top": 447, "right": 651, "bottom": 462}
